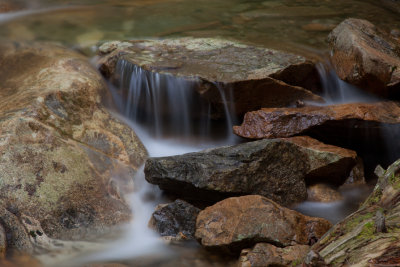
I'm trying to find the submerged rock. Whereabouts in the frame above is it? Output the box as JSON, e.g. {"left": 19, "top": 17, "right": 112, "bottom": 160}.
{"left": 97, "top": 38, "right": 323, "bottom": 119}
{"left": 328, "top": 18, "right": 400, "bottom": 98}
{"left": 239, "top": 243, "right": 310, "bottom": 267}
{"left": 145, "top": 136, "right": 357, "bottom": 206}
{"left": 0, "top": 42, "right": 147, "bottom": 247}
{"left": 307, "top": 184, "right": 343, "bottom": 203}
{"left": 310, "top": 159, "right": 400, "bottom": 266}
{"left": 149, "top": 199, "right": 200, "bottom": 240}
{"left": 195, "top": 195, "right": 332, "bottom": 254}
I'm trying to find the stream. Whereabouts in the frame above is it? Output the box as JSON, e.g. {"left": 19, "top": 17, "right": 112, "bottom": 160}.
{"left": 1, "top": 0, "right": 400, "bottom": 266}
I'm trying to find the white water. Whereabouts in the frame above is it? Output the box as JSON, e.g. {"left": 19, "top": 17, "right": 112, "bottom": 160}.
{"left": 317, "top": 61, "right": 379, "bottom": 105}
{"left": 113, "top": 59, "right": 238, "bottom": 142}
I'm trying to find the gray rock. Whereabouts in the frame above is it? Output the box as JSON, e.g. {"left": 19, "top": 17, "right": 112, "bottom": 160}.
{"left": 149, "top": 199, "right": 200, "bottom": 240}
{"left": 145, "top": 136, "right": 358, "bottom": 206}
{"left": 97, "top": 38, "right": 323, "bottom": 119}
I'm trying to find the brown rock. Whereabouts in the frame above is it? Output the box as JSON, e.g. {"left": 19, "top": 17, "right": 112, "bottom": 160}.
{"left": 0, "top": 223, "right": 5, "bottom": 259}
{"left": 307, "top": 184, "right": 343, "bottom": 203}
{"left": 0, "top": 0, "right": 23, "bottom": 13}
{"left": 328, "top": 18, "right": 400, "bottom": 97}
{"left": 97, "top": 38, "right": 323, "bottom": 119}
{"left": 0, "top": 41, "right": 147, "bottom": 243}
{"left": 233, "top": 101, "right": 400, "bottom": 170}
{"left": 195, "top": 195, "right": 332, "bottom": 254}
{"left": 239, "top": 243, "right": 310, "bottom": 267}
{"left": 234, "top": 102, "right": 400, "bottom": 139}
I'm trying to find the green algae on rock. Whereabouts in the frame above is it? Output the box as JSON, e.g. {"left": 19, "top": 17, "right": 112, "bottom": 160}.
{"left": 0, "top": 42, "right": 147, "bottom": 249}
{"left": 309, "top": 159, "right": 400, "bottom": 266}
{"left": 97, "top": 38, "right": 323, "bottom": 119}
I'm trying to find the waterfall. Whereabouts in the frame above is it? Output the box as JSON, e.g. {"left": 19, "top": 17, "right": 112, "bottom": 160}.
{"left": 112, "top": 59, "right": 238, "bottom": 143}
{"left": 316, "top": 61, "right": 378, "bottom": 104}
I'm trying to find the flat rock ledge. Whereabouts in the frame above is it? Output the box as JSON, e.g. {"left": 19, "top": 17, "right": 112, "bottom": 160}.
{"left": 97, "top": 38, "right": 323, "bottom": 119}
{"left": 145, "top": 136, "right": 358, "bottom": 207}
{"left": 195, "top": 195, "right": 332, "bottom": 255}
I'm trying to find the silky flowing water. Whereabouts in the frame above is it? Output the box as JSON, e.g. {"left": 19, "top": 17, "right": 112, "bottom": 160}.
{"left": 1, "top": 0, "right": 399, "bottom": 266}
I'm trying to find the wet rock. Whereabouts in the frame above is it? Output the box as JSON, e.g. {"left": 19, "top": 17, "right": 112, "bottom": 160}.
{"left": 307, "top": 184, "right": 343, "bottom": 203}
{"left": 0, "top": 0, "right": 23, "bottom": 13}
{"left": 342, "top": 157, "right": 366, "bottom": 185}
{"left": 0, "top": 41, "right": 147, "bottom": 242}
{"left": 145, "top": 136, "right": 357, "bottom": 206}
{"left": 234, "top": 101, "right": 400, "bottom": 170}
{"left": 311, "top": 159, "right": 400, "bottom": 265}
{"left": 239, "top": 243, "right": 310, "bottom": 267}
{"left": 97, "top": 38, "right": 323, "bottom": 119}
{"left": 381, "top": 0, "right": 400, "bottom": 14}
{"left": 149, "top": 200, "right": 200, "bottom": 240}
{"left": 328, "top": 18, "right": 400, "bottom": 98}
{"left": 195, "top": 195, "right": 332, "bottom": 254}
{"left": 0, "top": 207, "right": 33, "bottom": 254}
{"left": 0, "top": 224, "right": 5, "bottom": 259}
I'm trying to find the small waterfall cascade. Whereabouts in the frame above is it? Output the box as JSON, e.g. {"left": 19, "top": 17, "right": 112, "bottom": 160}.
{"left": 111, "top": 59, "right": 238, "bottom": 143}
{"left": 316, "top": 61, "right": 378, "bottom": 104}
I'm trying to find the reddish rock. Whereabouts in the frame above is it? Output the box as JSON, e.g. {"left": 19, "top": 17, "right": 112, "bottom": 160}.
{"left": 195, "top": 195, "right": 332, "bottom": 254}
{"left": 234, "top": 102, "right": 400, "bottom": 139}
{"left": 328, "top": 18, "right": 400, "bottom": 98}
{"left": 233, "top": 102, "right": 400, "bottom": 170}
{"left": 239, "top": 243, "right": 310, "bottom": 267}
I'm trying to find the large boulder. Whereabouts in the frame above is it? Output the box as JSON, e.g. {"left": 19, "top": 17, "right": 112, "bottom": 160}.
{"left": 97, "top": 38, "right": 323, "bottom": 119}
{"left": 195, "top": 195, "right": 332, "bottom": 254}
{"left": 309, "top": 159, "right": 400, "bottom": 266}
{"left": 233, "top": 102, "right": 400, "bottom": 170}
{"left": 328, "top": 18, "right": 400, "bottom": 98}
{"left": 145, "top": 136, "right": 357, "bottom": 206}
{"left": 0, "top": 41, "right": 147, "bottom": 247}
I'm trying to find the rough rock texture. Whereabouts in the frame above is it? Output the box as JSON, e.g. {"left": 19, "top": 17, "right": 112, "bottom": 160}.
{"left": 145, "top": 136, "right": 357, "bottom": 206}
{"left": 310, "top": 159, "right": 400, "bottom": 266}
{"left": 149, "top": 199, "right": 200, "bottom": 240}
{"left": 307, "top": 184, "right": 343, "bottom": 203}
{"left": 97, "top": 38, "right": 323, "bottom": 119}
{"left": 239, "top": 243, "right": 310, "bottom": 267}
{"left": 0, "top": 223, "right": 6, "bottom": 259}
{"left": 195, "top": 195, "right": 332, "bottom": 254}
{"left": 381, "top": 0, "right": 400, "bottom": 14}
{"left": 0, "top": 0, "right": 23, "bottom": 13}
{"left": 0, "top": 41, "right": 147, "bottom": 245}
{"left": 234, "top": 101, "right": 400, "bottom": 171}
{"left": 328, "top": 18, "right": 400, "bottom": 97}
